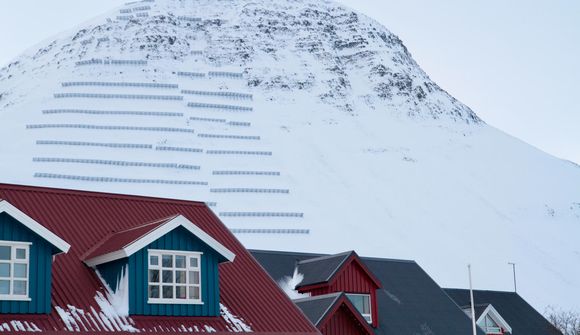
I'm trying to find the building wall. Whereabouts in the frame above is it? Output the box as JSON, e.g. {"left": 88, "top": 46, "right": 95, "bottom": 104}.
{"left": 0, "top": 213, "right": 54, "bottom": 314}
{"left": 320, "top": 303, "right": 371, "bottom": 335}
{"left": 303, "top": 259, "right": 379, "bottom": 327}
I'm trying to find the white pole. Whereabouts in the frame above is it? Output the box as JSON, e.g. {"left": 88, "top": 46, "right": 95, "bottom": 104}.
{"left": 508, "top": 262, "right": 517, "bottom": 293}
{"left": 468, "top": 264, "right": 477, "bottom": 335}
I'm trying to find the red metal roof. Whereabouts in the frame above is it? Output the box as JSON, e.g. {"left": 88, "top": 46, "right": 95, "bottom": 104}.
{"left": 0, "top": 183, "right": 319, "bottom": 334}
{"left": 83, "top": 215, "right": 175, "bottom": 261}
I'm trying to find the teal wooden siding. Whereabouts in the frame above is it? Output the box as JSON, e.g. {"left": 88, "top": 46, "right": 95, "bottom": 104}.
{"left": 0, "top": 213, "right": 55, "bottom": 314}
{"left": 97, "top": 226, "right": 221, "bottom": 316}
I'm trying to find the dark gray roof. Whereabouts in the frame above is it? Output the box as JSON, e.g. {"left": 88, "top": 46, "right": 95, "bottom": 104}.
{"left": 250, "top": 250, "right": 484, "bottom": 335}
{"left": 293, "top": 293, "right": 342, "bottom": 326}
{"left": 296, "top": 251, "right": 353, "bottom": 287}
{"left": 445, "top": 289, "right": 562, "bottom": 335}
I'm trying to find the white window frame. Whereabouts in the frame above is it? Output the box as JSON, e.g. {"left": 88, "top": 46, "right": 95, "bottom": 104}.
{"left": 0, "top": 240, "right": 31, "bottom": 301}
{"left": 147, "top": 249, "right": 203, "bottom": 305}
{"left": 346, "top": 293, "right": 372, "bottom": 324}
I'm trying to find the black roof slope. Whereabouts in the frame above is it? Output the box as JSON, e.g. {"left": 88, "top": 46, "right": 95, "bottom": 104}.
{"left": 251, "top": 250, "right": 483, "bottom": 335}
{"left": 445, "top": 289, "right": 562, "bottom": 335}
{"left": 293, "top": 293, "right": 342, "bottom": 326}
{"left": 296, "top": 251, "right": 353, "bottom": 287}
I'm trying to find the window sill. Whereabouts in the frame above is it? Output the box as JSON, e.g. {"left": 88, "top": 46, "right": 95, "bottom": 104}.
{"left": 0, "top": 296, "right": 31, "bottom": 301}
{"left": 147, "top": 299, "right": 204, "bottom": 305}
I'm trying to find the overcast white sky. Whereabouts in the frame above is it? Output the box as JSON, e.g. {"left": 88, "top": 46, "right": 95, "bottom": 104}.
{"left": 1, "top": 1, "right": 578, "bottom": 164}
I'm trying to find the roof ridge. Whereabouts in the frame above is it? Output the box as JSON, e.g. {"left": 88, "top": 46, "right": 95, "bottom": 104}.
{"left": 297, "top": 250, "right": 353, "bottom": 265}
{"left": 0, "top": 183, "right": 207, "bottom": 208}
{"left": 114, "top": 214, "right": 178, "bottom": 234}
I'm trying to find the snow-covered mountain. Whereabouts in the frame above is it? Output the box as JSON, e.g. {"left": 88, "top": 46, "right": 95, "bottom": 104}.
{"left": 0, "top": 0, "right": 578, "bottom": 311}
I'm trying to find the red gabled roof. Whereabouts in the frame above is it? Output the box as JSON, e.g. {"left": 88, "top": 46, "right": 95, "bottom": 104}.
{"left": 83, "top": 215, "right": 175, "bottom": 261}
{"left": 0, "top": 183, "right": 319, "bottom": 334}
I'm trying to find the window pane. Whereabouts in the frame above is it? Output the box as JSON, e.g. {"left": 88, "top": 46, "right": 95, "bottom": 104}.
{"left": 176, "top": 271, "right": 186, "bottom": 283}
{"left": 162, "top": 255, "right": 173, "bottom": 268}
{"left": 175, "top": 255, "right": 186, "bottom": 268}
{"left": 189, "top": 257, "right": 198, "bottom": 268}
{"left": 148, "top": 270, "right": 160, "bottom": 283}
{"left": 0, "top": 246, "right": 10, "bottom": 260}
{"left": 148, "top": 285, "right": 159, "bottom": 298}
{"left": 362, "top": 295, "right": 370, "bottom": 314}
{"left": 15, "top": 249, "right": 26, "bottom": 260}
{"left": 192, "top": 286, "right": 200, "bottom": 300}
{"left": 149, "top": 255, "right": 159, "bottom": 266}
{"left": 348, "top": 295, "right": 364, "bottom": 312}
{"left": 0, "top": 280, "right": 9, "bottom": 294}
{"left": 189, "top": 271, "right": 200, "bottom": 284}
{"left": 176, "top": 286, "right": 187, "bottom": 299}
{"left": 13, "top": 280, "right": 27, "bottom": 295}
{"left": 14, "top": 264, "right": 27, "bottom": 278}
{"left": 162, "top": 286, "right": 173, "bottom": 299}
{"left": 0, "top": 263, "right": 10, "bottom": 277}
{"left": 162, "top": 270, "right": 173, "bottom": 283}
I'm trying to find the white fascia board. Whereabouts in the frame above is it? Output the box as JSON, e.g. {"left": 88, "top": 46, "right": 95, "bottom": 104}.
{"left": 477, "top": 304, "right": 513, "bottom": 334}
{"left": 86, "top": 215, "right": 235, "bottom": 267}
{"left": 0, "top": 200, "right": 71, "bottom": 254}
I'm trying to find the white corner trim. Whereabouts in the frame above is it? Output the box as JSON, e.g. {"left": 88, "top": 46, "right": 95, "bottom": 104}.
{"left": 0, "top": 200, "right": 71, "bottom": 254}
{"left": 477, "top": 304, "right": 513, "bottom": 334}
{"left": 85, "top": 215, "right": 235, "bottom": 267}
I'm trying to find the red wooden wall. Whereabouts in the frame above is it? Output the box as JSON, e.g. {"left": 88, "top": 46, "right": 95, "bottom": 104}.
{"left": 320, "top": 304, "right": 372, "bottom": 335}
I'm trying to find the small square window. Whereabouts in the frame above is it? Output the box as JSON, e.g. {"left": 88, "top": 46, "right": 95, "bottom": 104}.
{"left": 176, "top": 286, "right": 187, "bottom": 299}
{"left": 15, "top": 249, "right": 26, "bottom": 260}
{"left": 149, "top": 255, "right": 159, "bottom": 266}
{"left": 162, "top": 255, "right": 173, "bottom": 268}
{"left": 0, "top": 247, "right": 10, "bottom": 261}
{"left": 0, "top": 280, "right": 9, "bottom": 294}
{"left": 189, "top": 257, "right": 198, "bottom": 268}
{"left": 175, "top": 255, "right": 186, "bottom": 268}
{"left": 149, "top": 285, "right": 160, "bottom": 299}
{"left": 148, "top": 270, "right": 159, "bottom": 283}
{"left": 162, "top": 286, "right": 173, "bottom": 299}
{"left": 0, "top": 263, "right": 10, "bottom": 277}
{"left": 162, "top": 270, "right": 173, "bottom": 283}
{"left": 14, "top": 264, "right": 27, "bottom": 278}
{"left": 13, "top": 281, "right": 27, "bottom": 295}
{"left": 176, "top": 271, "right": 186, "bottom": 284}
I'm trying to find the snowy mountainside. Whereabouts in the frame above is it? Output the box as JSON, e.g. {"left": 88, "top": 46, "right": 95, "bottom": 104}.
{"left": 0, "top": 0, "right": 579, "bottom": 311}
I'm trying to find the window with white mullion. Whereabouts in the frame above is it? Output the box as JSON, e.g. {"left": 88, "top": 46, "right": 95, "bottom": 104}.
{"left": 147, "top": 250, "right": 202, "bottom": 304}
{"left": 0, "top": 241, "right": 31, "bottom": 300}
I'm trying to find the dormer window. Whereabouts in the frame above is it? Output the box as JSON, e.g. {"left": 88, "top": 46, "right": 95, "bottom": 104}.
{"left": 346, "top": 293, "right": 372, "bottom": 323}
{"left": 481, "top": 315, "right": 502, "bottom": 334}
{"left": 148, "top": 250, "right": 202, "bottom": 304}
{"left": 0, "top": 241, "right": 31, "bottom": 301}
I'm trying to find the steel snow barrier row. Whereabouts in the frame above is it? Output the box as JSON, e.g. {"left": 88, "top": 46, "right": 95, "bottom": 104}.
{"left": 97, "top": 37, "right": 110, "bottom": 42}
{"left": 75, "top": 59, "right": 103, "bottom": 66}
{"left": 109, "top": 59, "right": 147, "bottom": 65}
{"left": 206, "top": 150, "right": 272, "bottom": 156}
{"left": 219, "top": 212, "right": 303, "bottom": 218}
{"left": 212, "top": 170, "right": 280, "bottom": 176}
{"left": 32, "top": 157, "right": 200, "bottom": 170}
{"left": 117, "top": 15, "right": 134, "bottom": 20}
{"left": 227, "top": 121, "right": 251, "bottom": 127}
{"left": 61, "top": 81, "right": 178, "bottom": 89}
{"left": 177, "top": 71, "right": 205, "bottom": 78}
{"left": 155, "top": 146, "right": 203, "bottom": 153}
{"left": 197, "top": 133, "right": 260, "bottom": 140}
{"left": 189, "top": 116, "right": 226, "bottom": 123}
{"left": 27, "top": 124, "right": 194, "bottom": 133}
{"left": 36, "top": 140, "right": 152, "bottom": 149}
{"left": 54, "top": 93, "right": 183, "bottom": 100}
{"left": 132, "top": 5, "right": 151, "bottom": 11}
{"left": 209, "top": 188, "right": 289, "bottom": 194}
{"left": 34, "top": 173, "right": 208, "bottom": 185}
{"left": 230, "top": 229, "right": 310, "bottom": 235}
{"left": 42, "top": 109, "right": 183, "bottom": 117}
{"left": 181, "top": 90, "right": 252, "bottom": 100}
{"left": 178, "top": 16, "right": 202, "bottom": 22}
{"left": 187, "top": 102, "right": 252, "bottom": 112}
{"left": 119, "top": 8, "right": 132, "bottom": 13}
{"left": 208, "top": 71, "right": 243, "bottom": 79}
{"left": 135, "top": 12, "right": 149, "bottom": 17}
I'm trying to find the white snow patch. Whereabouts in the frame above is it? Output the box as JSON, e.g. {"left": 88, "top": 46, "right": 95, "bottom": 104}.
{"left": 220, "top": 304, "right": 253, "bottom": 332}
{"left": 278, "top": 267, "right": 309, "bottom": 300}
